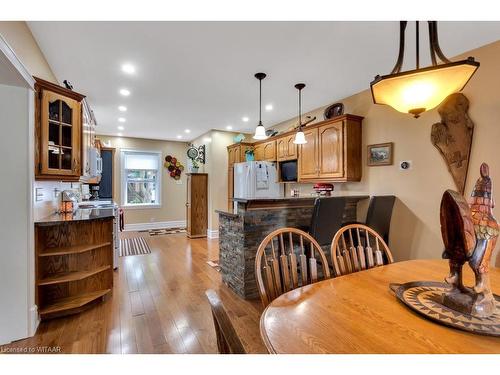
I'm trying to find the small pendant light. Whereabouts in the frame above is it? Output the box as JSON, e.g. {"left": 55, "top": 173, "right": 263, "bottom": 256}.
{"left": 293, "top": 83, "right": 307, "bottom": 144}
{"left": 253, "top": 72, "right": 268, "bottom": 140}
{"left": 371, "top": 21, "right": 479, "bottom": 118}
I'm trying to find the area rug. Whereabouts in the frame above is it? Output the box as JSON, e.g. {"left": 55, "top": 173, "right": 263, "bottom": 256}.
{"left": 119, "top": 237, "right": 152, "bottom": 257}
{"left": 207, "top": 260, "right": 221, "bottom": 272}
{"left": 145, "top": 227, "right": 187, "bottom": 236}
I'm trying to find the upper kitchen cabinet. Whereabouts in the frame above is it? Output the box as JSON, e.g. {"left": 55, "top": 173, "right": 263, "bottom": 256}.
{"left": 254, "top": 139, "right": 276, "bottom": 161}
{"left": 81, "top": 100, "right": 102, "bottom": 184}
{"left": 298, "top": 115, "right": 363, "bottom": 182}
{"left": 34, "top": 77, "right": 85, "bottom": 181}
{"left": 227, "top": 142, "right": 253, "bottom": 166}
{"left": 276, "top": 133, "right": 297, "bottom": 161}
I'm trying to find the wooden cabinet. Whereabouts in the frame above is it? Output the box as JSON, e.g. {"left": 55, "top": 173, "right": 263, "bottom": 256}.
{"left": 318, "top": 121, "right": 344, "bottom": 178}
{"left": 186, "top": 173, "right": 208, "bottom": 238}
{"left": 276, "top": 134, "right": 298, "bottom": 161}
{"left": 254, "top": 139, "right": 276, "bottom": 161}
{"left": 253, "top": 144, "right": 263, "bottom": 161}
{"left": 81, "top": 100, "right": 101, "bottom": 183}
{"left": 298, "top": 127, "right": 319, "bottom": 179}
{"left": 35, "top": 77, "right": 85, "bottom": 181}
{"left": 35, "top": 218, "right": 114, "bottom": 320}
{"left": 262, "top": 140, "right": 276, "bottom": 161}
{"left": 297, "top": 116, "right": 362, "bottom": 182}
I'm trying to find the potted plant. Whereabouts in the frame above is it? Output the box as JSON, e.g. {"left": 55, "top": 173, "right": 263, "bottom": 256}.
{"left": 245, "top": 148, "right": 255, "bottom": 161}
{"left": 191, "top": 158, "right": 199, "bottom": 173}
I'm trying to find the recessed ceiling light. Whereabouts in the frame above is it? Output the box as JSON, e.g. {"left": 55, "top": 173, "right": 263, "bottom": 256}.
{"left": 176, "top": 135, "right": 182, "bottom": 139}
{"left": 118, "top": 105, "right": 127, "bottom": 112}
{"left": 118, "top": 126, "right": 125, "bottom": 131}
{"left": 118, "top": 133, "right": 123, "bottom": 137}
{"left": 185, "top": 129, "right": 191, "bottom": 134}
{"left": 242, "top": 117, "right": 249, "bottom": 122}
{"left": 203, "top": 137, "right": 212, "bottom": 143}
{"left": 226, "top": 125, "right": 233, "bottom": 130}
{"left": 119, "top": 88, "right": 130, "bottom": 96}
{"left": 121, "top": 63, "right": 136, "bottom": 74}
{"left": 118, "top": 117, "right": 126, "bottom": 123}
{"left": 265, "top": 104, "right": 273, "bottom": 111}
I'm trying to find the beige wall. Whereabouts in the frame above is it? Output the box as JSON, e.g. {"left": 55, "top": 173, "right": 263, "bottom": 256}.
{"left": 271, "top": 40, "right": 500, "bottom": 266}
{"left": 97, "top": 135, "right": 188, "bottom": 226}
{"left": 0, "top": 21, "right": 57, "bottom": 83}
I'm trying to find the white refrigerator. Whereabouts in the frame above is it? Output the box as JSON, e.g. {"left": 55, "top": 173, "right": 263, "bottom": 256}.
{"left": 233, "top": 161, "right": 284, "bottom": 201}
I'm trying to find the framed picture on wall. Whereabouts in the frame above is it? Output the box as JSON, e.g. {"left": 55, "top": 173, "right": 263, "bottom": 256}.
{"left": 367, "top": 142, "right": 393, "bottom": 166}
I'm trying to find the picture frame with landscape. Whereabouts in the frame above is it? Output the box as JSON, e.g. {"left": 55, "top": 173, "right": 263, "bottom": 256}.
{"left": 367, "top": 142, "right": 393, "bottom": 166}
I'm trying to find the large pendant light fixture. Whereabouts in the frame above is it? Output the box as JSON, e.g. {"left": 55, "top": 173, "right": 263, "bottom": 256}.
{"left": 293, "top": 83, "right": 307, "bottom": 144}
{"left": 253, "top": 72, "right": 268, "bottom": 140}
{"left": 371, "top": 21, "right": 479, "bottom": 118}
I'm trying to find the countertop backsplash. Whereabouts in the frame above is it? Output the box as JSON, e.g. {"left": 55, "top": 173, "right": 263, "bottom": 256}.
{"left": 34, "top": 180, "right": 82, "bottom": 221}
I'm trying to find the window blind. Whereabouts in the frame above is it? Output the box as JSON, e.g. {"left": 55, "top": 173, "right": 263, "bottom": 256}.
{"left": 124, "top": 152, "right": 159, "bottom": 170}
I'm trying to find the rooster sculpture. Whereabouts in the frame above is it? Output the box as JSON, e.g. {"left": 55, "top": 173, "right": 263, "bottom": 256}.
{"left": 441, "top": 163, "right": 499, "bottom": 317}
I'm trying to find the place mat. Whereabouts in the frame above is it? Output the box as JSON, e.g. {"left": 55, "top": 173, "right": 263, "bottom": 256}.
{"left": 390, "top": 281, "right": 500, "bottom": 336}
{"left": 145, "top": 227, "right": 186, "bottom": 236}
{"left": 207, "top": 260, "right": 221, "bottom": 272}
{"left": 120, "top": 237, "right": 152, "bottom": 257}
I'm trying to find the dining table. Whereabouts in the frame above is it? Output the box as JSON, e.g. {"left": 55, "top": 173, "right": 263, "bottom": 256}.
{"left": 260, "top": 259, "right": 500, "bottom": 354}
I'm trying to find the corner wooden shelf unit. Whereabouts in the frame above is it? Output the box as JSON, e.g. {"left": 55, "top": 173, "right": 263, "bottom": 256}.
{"left": 35, "top": 217, "right": 114, "bottom": 320}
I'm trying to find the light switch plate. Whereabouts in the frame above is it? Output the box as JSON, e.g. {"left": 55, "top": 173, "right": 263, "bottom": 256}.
{"left": 35, "top": 188, "right": 44, "bottom": 202}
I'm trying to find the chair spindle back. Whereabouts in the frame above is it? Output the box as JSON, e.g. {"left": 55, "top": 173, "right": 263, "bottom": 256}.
{"left": 330, "top": 224, "right": 394, "bottom": 277}
{"left": 255, "top": 228, "right": 331, "bottom": 307}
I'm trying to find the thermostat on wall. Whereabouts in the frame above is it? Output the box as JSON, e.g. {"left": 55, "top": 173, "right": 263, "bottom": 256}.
{"left": 399, "top": 160, "right": 412, "bottom": 170}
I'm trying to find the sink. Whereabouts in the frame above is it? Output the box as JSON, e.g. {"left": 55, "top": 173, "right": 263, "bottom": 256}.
{"left": 78, "top": 204, "right": 97, "bottom": 209}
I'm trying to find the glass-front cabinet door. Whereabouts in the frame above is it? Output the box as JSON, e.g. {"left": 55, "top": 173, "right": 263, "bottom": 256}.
{"left": 40, "top": 90, "right": 81, "bottom": 177}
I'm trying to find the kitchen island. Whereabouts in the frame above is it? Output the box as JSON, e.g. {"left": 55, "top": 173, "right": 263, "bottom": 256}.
{"left": 217, "top": 195, "right": 368, "bottom": 299}
{"left": 35, "top": 207, "right": 115, "bottom": 319}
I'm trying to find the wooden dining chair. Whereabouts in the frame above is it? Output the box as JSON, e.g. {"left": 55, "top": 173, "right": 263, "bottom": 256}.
{"left": 255, "top": 227, "right": 331, "bottom": 307}
{"left": 205, "top": 289, "right": 246, "bottom": 354}
{"left": 330, "top": 224, "right": 394, "bottom": 277}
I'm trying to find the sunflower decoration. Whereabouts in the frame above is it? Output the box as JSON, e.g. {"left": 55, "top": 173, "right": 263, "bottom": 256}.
{"left": 164, "top": 154, "right": 184, "bottom": 180}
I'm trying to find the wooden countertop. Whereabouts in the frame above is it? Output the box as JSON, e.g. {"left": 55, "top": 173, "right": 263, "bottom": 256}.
{"left": 260, "top": 259, "right": 500, "bottom": 354}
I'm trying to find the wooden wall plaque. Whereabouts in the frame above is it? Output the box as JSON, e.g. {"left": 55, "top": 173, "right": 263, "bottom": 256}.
{"left": 431, "top": 93, "right": 474, "bottom": 194}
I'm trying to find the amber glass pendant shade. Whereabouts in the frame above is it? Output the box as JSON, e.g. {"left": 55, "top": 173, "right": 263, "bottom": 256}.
{"left": 371, "top": 59, "right": 479, "bottom": 117}
{"left": 371, "top": 21, "right": 479, "bottom": 118}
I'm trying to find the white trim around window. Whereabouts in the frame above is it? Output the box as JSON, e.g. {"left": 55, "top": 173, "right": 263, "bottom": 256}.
{"left": 120, "top": 149, "right": 162, "bottom": 209}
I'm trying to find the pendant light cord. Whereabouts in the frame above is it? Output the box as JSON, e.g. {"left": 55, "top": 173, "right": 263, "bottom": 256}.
{"left": 416, "top": 21, "right": 419, "bottom": 70}
{"left": 298, "top": 88, "right": 302, "bottom": 129}
{"left": 259, "top": 78, "right": 262, "bottom": 126}
{"left": 294, "top": 83, "right": 305, "bottom": 130}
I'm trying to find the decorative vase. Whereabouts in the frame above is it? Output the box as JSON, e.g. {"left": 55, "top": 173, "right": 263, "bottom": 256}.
{"left": 192, "top": 167, "right": 199, "bottom": 173}
{"left": 245, "top": 153, "right": 254, "bottom": 161}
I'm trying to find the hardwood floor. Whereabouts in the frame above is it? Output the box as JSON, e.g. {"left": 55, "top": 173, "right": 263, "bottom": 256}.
{"left": 2, "top": 232, "right": 266, "bottom": 354}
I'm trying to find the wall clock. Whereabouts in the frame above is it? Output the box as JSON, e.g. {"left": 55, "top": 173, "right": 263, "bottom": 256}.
{"left": 187, "top": 146, "right": 198, "bottom": 160}
{"left": 186, "top": 144, "right": 206, "bottom": 164}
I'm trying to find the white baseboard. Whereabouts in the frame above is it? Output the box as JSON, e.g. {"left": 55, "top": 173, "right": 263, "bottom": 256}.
{"left": 124, "top": 220, "right": 186, "bottom": 232}
{"left": 207, "top": 229, "right": 219, "bottom": 239}
{"left": 29, "top": 305, "right": 39, "bottom": 337}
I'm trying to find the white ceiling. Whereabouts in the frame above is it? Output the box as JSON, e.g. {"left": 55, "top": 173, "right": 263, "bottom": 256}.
{"left": 28, "top": 21, "right": 500, "bottom": 142}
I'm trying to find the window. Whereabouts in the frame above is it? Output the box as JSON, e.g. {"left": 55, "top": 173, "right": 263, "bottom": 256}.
{"left": 121, "top": 150, "right": 162, "bottom": 208}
